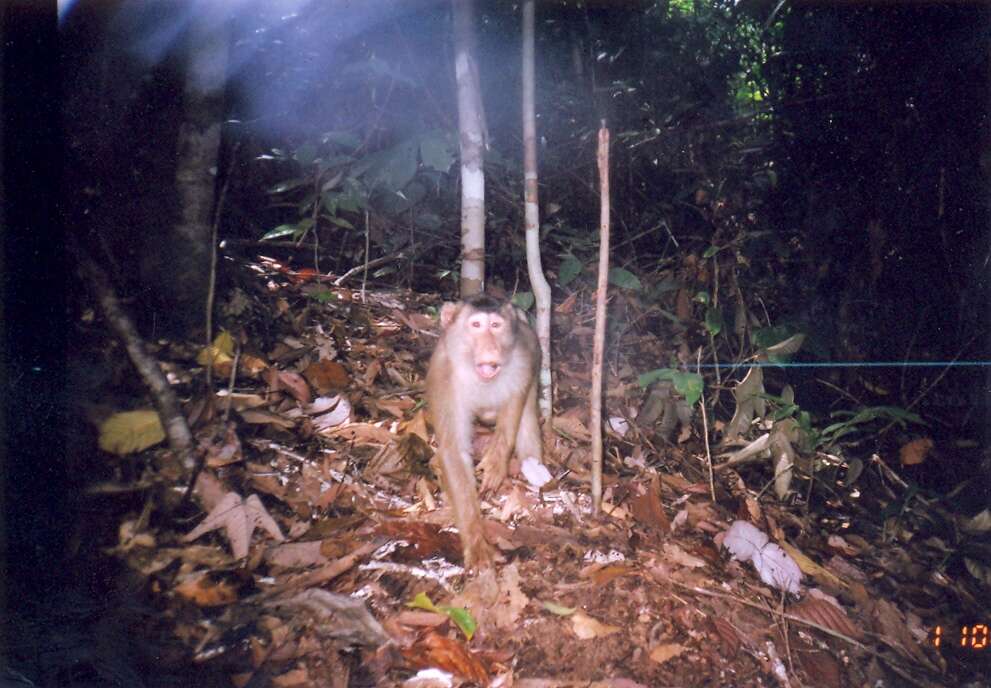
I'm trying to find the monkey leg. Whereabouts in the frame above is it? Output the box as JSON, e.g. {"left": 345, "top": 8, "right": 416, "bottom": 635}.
{"left": 514, "top": 382, "right": 542, "bottom": 462}
{"left": 478, "top": 389, "right": 527, "bottom": 493}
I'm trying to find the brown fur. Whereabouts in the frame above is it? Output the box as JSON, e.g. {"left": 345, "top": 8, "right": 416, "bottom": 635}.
{"left": 426, "top": 296, "right": 541, "bottom": 568}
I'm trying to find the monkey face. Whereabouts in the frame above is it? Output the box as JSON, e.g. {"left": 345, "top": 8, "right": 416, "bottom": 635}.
{"left": 440, "top": 299, "right": 518, "bottom": 383}
{"left": 464, "top": 309, "right": 512, "bottom": 380}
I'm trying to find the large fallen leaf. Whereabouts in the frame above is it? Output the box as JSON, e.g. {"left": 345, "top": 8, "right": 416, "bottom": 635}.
{"left": 403, "top": 632, "right": 488, "bottom": 684}
{"left": 98, "top": 409, "right": 165, "bottom": 455}
{"left": 267, "top": 589, "right": 389, "bottom": 646}
{"left": 790, "top": 597, "right": 862, "bottom": 639}
{"left": 303, "top": 359, "right": 349, "bottom": 394}
{"left": 183, "top": 491, "right": 286, "bottom": 559}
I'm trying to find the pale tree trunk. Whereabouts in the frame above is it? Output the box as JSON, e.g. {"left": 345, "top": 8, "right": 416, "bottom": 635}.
{"left": 452, "top": 0, "right": 487, "bottom": 297}
{"left": 590, "top": 123, "right": 611, "bottom": 513}
{"left": 170, "top": 17, "right": 228, "bottom": 321}
{"left": 521, "top": 0, "right": 553, "bottom": 420}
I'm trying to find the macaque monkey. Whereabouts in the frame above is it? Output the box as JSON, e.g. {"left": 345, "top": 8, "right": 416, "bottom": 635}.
{"left": 426, "top": 295, "right": 542, "bottom": 568}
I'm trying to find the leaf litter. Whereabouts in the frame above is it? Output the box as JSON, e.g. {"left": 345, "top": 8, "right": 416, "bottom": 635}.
{"left": 72, "top": 261, "right": 990, "bottom": 687}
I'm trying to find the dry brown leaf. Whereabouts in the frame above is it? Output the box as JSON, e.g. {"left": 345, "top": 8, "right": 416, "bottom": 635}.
{"left": 271, "top": 667, "right": 310, "bottom": 687}
{"left": 173, "top": 570, "right": 239, "bottom": 607}
{"left": 585, "top": 563, "right": 635, "bottom": 586}
{"left": 710, "top": 618, "right": 741, "bottom": 654}
{"left": 798, "top": 649, "right": 842, "bottom": 688}
{"left": 238, "top": 352, "right": 269, "bottom": 377}
{"left": 218, "top": 392, "right": 268, "bottom": 411}
{"left": 377, "top": 520, "right": 461, "bottom": 562}
{"left": 778, "top": 542, "right": 845, "bottom": 590}
{"left": 372, "top": 397, "right": 415, "bottom": 419}
{"left": 238, "top": 408, "right": 296, "bottom": 429}
{"left": 571, "top": 611, "right": 622, "bottom": 639}
{"left": 325, "top": 422, "right": 395, "bottom": 444}
{"left": 552, "top": 413, "right": 591, "bottom": 441}
{"left": 394, "top": 610, "right": 449, "bottom": 628}
{"left": 363, "top": 359, "right": 382, "bottom": 386}
{"left": 790, "top": 597, "right": 862, "bottom": 639}
{"left": 871, "top": 599, "right": 937, "bottom": 669}
{"left": 265, "top": 541, "right": 329, "bottom": 568}
{"left": 826, "top": 534, "right": 860, "bottom": 557}
{"left": 303, "top": 359, "right": 350, "bottom": 394}
{"left": 648, "top": 643, "right": 686, "bottom": 664}
{"left": 277, "top": 370, "right": 312, "bottom": 404}
{"left": 630, "top": 474, "right": 670, "bottom": 533}
{"left": 202, "top": 423, "right": 243, "bottom": 468}
{"left": 403, "top": 632, "right": 489, "bottom": 684}
{"left": 403, "top": 408, "right": 430, "bottom": 442}
{"left": 183, "top": 491, "right": 286, "bottom": 559}
{"left": 662, "top": 542, "right": 707, "bottom": 569}
{"left": 899, "top": 437, "right": 934, "bottom": 466}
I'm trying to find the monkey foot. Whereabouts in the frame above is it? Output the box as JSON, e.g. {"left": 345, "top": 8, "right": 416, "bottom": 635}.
{"left": 464, "top": 537, "right": 497, "bottom": 571}
{"left": 477, "top": 452, "right": 508, "bottom": 494}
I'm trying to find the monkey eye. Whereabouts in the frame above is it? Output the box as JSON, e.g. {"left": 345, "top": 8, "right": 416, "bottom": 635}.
{"left": 471, "top": 320, "right": 482, "bottom": 328}
{"left": 491, "top": 320, "right": 502, "bottom": 329}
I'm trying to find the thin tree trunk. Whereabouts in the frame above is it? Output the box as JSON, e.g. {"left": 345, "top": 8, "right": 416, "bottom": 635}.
{"left": 591, "top": 122, "right": 611, "bottom": 513}
{"left": 452, "top": 0, "right": 486, "bottom": 297}
{"left": 521, "top": 0, "right": 553, "bottom": 421}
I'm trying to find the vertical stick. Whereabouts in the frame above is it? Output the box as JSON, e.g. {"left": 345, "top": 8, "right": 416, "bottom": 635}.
{"left": 590, "top": 121, "right": 610, "bottom": 513}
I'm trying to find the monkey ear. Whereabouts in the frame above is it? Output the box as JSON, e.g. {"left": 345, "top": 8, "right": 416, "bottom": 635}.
{"left": 439, "top": 302, "right": 460, "bottom": 329}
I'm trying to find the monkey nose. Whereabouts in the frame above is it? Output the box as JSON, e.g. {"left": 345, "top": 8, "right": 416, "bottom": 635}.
{"left": 476, "top": 363, "right": 501, "bottom": 379}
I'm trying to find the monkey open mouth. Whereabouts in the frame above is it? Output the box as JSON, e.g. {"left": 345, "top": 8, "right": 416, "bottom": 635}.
{"left": 476, "top": 363, "right": 501, "bottom": 380}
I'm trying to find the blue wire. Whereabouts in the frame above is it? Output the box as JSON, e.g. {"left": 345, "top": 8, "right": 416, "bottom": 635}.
{"left": 691, "top": 361, "right": 990, "bottom": 369}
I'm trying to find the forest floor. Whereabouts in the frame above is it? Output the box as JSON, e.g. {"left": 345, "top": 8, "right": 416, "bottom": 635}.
{"left": 14, "top": 255, "right": 989, "bottom": 688}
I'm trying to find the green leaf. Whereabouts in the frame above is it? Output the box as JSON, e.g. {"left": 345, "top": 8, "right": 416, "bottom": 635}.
{"left": 361, "top": 139, "right": 419, "bottom": 193}
{"left": 671, "top": 371, "right": 703, "bottom": 406}
{"left": 752, "top": 325, "right": 797, "bottom": 351}
{"left": 330, "top": 216, "right": 355, "bottom": 230}
{"left": 704, "top": 307, "right": 723, "bottom": 336}
{"left": 702, "top": 245, "right": 721, "bottom": 258}
{"left": 608, "top": 267, "right": 642, "bottom": 291}
{"left": 293, "top": 143, "right": 317, "bottom": 166}
{"left": 442, "top": 606, "right": 477, "bottom": 641}
{"left": 542, "top": 601, "right": 577, "bottom": 616}
{"left": 408, "top": 592, "right": 439, "bottom": 612}
{"left": 419, "top": 131, "right": 455, "bottom": 174}
{"left": 638, "top": 367, "right": 677, "bottom": 387}
{"left": 512, "top": 291, "right": 535, "bottom": 311}
{"left": 694, "top": 291, "right": 711, "bottom": 305}
{"left": 268, "top": 178, "right": 309, "bottom": 195}
{"left": 407, "top": 592, "right": 477, "bottom": 640}
{"left": 261, "top": 224, "right": 300, "bottom": 240}
{"left": 558, "top": 255, "right": 583, "bottom": 286}
{"left": 637, "top": 369, "right": 703, "bottom": 406}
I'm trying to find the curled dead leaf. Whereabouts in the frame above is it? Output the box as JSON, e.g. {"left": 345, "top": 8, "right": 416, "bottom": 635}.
{"left": 571, "top": 611, "right": 621, "bottom": 639}
{"left": 899, "top": 437, "right": 934, "bottom": 466}
{"left": 648, "top": 643, "right": 686, "bottom": 665}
